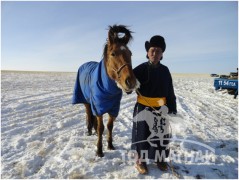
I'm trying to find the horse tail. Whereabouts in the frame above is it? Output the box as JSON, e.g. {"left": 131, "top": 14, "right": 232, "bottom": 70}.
{"left": 108, "top": 24, "right": 133, "bottom": 45}
{"left": 72, "top": 67, "right": 81, "bottom": 104}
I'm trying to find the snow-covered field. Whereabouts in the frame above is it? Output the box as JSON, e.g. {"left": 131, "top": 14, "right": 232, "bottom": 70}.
{"left": 1, "top": 71, "right": 238, "bottom": 179}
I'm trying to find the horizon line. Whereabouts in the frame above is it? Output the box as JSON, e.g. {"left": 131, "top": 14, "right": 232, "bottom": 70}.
{"left": 1, "top": 69, "right": 216, "bottom": 75}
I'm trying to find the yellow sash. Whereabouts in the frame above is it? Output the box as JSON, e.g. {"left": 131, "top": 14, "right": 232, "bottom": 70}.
{"left": 137, "top": 95, "right": 166, "bottom": 107}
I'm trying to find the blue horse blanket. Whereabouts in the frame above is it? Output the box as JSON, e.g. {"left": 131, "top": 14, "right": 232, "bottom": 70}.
{"left": 72, "top": 60, "right": 123, "bottom": 117}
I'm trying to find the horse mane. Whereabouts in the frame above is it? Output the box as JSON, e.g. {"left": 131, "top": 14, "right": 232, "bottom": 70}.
{"left": 103, "top": 25, "right": 133, "bottom": 60}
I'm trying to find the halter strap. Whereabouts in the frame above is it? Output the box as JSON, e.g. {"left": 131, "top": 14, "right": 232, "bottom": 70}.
{"left": 112, "top": 63, "right": 131, "bottom": 78}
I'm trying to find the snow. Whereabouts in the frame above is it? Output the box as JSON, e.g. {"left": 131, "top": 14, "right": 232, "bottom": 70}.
{"left": 1, "top": 71, "right": 238, "bottom": 179}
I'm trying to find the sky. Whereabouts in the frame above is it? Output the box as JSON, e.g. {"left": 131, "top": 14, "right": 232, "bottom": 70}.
{"left": 1, "top": 1, "right": 238, "bottom": 73}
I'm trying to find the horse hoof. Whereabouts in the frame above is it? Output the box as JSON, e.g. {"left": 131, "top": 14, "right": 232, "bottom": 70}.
{"left": 86, "top": 131, "right": 92, "bottom": 136}
{"left": 96, "top": 151, "right": 104, "bottom": 157}
{"left": 107, "top": 145, "right": 115, "bottom": 150}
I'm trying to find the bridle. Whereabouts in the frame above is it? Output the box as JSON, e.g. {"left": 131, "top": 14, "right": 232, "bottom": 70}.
{"left": 112, "top": 63, "right": 132, "bottom": 79}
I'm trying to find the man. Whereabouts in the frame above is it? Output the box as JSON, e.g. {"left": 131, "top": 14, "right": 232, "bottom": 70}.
{"left": 132, "top": 35, "right": 177, "bottom": 174}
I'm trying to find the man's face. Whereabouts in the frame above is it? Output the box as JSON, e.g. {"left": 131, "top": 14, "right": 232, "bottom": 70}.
{"left": 147, "top": 47, "right": 163, "bottom": 64}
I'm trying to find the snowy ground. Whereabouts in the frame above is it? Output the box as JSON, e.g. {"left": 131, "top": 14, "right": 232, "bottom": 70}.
{"left": 1, "top": 71, "right": 238, "bottom": 179}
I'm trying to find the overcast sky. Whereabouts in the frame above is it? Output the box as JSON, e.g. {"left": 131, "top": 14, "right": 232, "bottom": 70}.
{"left": 1, "top": 1, "right": 238, "bottom": 73}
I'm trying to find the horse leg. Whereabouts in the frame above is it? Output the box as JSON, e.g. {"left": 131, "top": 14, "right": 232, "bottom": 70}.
{"left": 107, "top": 115, "right": 116, "bottom": 150}
{"left": 93, "top": 115, "right": 98, "bottom": 134}
{"left": 96, "top": 116, "right": 104, "bottom": 157}
{"left": 84, "top": 104, "right": 94, "bottom": 136}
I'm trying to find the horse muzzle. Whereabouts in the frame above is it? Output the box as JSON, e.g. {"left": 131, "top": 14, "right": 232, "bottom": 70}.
{"left": 124, "top": 78, "right": 140, "bottom": 93}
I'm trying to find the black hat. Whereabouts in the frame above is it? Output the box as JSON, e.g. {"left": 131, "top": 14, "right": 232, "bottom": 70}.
{"left": 145, "top": 35, "right": 166, "bottom": 52}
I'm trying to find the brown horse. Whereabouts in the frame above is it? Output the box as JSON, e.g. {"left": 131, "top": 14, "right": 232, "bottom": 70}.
{"left": 72, "top": 25, "right": 139, "bottom": 157}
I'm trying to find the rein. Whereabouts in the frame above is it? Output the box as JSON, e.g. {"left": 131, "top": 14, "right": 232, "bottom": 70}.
{"left": 112, "top": 63, "right": 131, "bottom": 79}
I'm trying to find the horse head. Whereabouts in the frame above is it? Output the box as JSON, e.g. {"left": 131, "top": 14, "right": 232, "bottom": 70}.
{"left": 104, "top": 25, "right": 139, "bottom": 93}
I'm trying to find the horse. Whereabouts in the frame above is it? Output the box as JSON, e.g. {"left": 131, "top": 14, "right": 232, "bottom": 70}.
{"left": 72, "top": 25, "right": 139, "bottom": 157}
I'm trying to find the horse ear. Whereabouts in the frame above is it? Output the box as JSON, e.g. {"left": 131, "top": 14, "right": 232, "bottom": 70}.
{"left": 108, "top": 25, "right": 133, "bottom": 45}
{"left": 108, "top": 26, "right": 116, "bottom": 45}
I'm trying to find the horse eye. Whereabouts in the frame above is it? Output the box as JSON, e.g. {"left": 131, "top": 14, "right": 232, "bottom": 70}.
{"left": 111, "top": 52, "right": 116, "bottom": 57}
